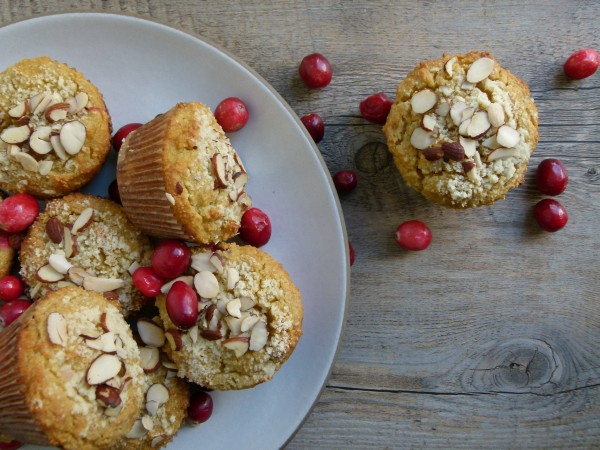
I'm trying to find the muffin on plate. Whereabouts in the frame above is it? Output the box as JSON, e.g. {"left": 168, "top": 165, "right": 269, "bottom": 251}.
{"left": 117, "top": 102, "right": 251, "bottom": 245}
{"left": 0, "top": 286, "right": 145, "bottom": 449}
{"left": 0, "top": 57, "right": 112, "bottom": 198}
{"left": 19, "top": 193, "right": 154, "bottom": 316}
{"left": 154, "top": 243, "right": 303, "bottom": 390}
{"left": 384, "top": 51, "right": 539, "bottom": 208}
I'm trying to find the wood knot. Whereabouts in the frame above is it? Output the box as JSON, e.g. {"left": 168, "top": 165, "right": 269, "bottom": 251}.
{"left": 354, "top": 142, "right": 391, "bottom": 174}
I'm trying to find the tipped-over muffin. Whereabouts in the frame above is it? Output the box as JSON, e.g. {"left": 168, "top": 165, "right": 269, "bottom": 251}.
{"left": 117, "top": 102, "right": 251, "bottom": 245}
{"left": 0, "top": 286, "right": 145, "bottom": 449}
{"left": 19, "top": 193, "right": 154, "bottom": 316}
{"left": 0, "top": 57, "right": 112, "bottom": 198}
{"left": 384, "top": 51, "right": 539, "bottom": 208}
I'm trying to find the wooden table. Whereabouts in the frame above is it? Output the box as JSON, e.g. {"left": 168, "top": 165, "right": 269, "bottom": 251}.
{"left": 3, "top": 1, "right": 600, "bottom": 448}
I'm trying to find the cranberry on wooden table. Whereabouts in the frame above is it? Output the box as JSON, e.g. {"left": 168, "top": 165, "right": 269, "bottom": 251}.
{"left": 0, "top": 276, "right": 24, "bottom": 302}
{"left": 536, "top": 158, "right": 568, "bottom": 196}
{"left": 333, "top": 170, "right": 357, "bottom": 194}
{"left": 299, "top": 53, "right": 332, "bottom": 89}
{"left": 0, "top": 440, "right": 22, "bottom": 450}
{"left": 240, "top": 208, "right": 272, "bottom": 247}
{"left": 214, "top": 97, "right": 249, "bottom": 132}
{"left": 534, "top": 199, "right": 568, "bottom": 232}
{"left": 0, "top": 193, "right": 39, "bottom": 233}
{"left": 132, "top": 267, "right": 164, "bottom": 297}
{"left": 395, "top": 220, "right": 432, "bottom": 251}
{"left": 0, "top": 299, "right": 31, "bottom": 327}
{"left": 188, "top": 391, "right": 213, "bottom": 424}
{"left": 151, "top": 240, "right": 191, "bottom": 279}
{"left": 166, "top": 281, "right": 198, "bottom": 328}
{"left": 112, "top": 123, "right": 142, "bottom": 152}
{"left": 564, "top": 49, "right": 599, "bottom": 80}
{"left": 359, "top": 92, "right": 393, "bottom": 124}
{"left": 300, "top": 113, "right": 325, "bottom": 143}
{"left": 348, "top": 241, "right": 355, "bottom": 266}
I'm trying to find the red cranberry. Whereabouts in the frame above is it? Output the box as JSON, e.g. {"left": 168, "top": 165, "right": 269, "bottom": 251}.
{"left": 112, "top": 123, "right": 142, "bottom": 152}
{"left": 0, "top": 299, "right": 31, "bottom": 327}
{"left": 214, "top": 97, "right": 249, "bottom": 132}
{"left": 0, "top": 231, "right": 9, "bottom": 249}
{"left": 536, "top": 159, "right": 568, "bottom": 196}
{"left": 187, "top": 391, "right": 213, "bottom": 424}
{"left": 564, "top": 49, "right": 599, "bottom": 80}
{"left": 0, "top": 194, "right": 39, "bottom": 233}
{"left": 299, "top": 53, "right": 332, "bottom": 89}
{"left": 166, "top": 281, "right": 198, "bottom": 328}
{"left": 333, "top": 170, "right": 357, "bottom": 193}
{"left": 151, "top": 240, "right": 191, "bottom": 279}
{"left": 348, "top": 241, "right": 355, "bottom": 266}
{"left": 108, "top": 179, "right": 121, "bottom": 204}
{"left": 0, "top": 440, "right": 22, "bottom": 450}
{"left": 360, "top": 92, "right": 393, "bottom": 124}
{"left": 534, "top": 199, "right": 568, "bottom": 232}
{"left": 0, "top": 276, "right": 24, "bottom": 302}
{"left": 240, "top": 208, "right": 272, "bottom": 247}
{"left": 132, "top": 267, "right": 164, "bottom": 297}
{"left": 300, "top": 113, "right": 325, "bottom": 143}
{"left": 395, "top": 220, "right": 432, "bottom": 251}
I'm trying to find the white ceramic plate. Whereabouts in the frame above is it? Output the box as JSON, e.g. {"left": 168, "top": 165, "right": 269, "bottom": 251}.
{"left": 0, "top": 12, "right": 349, "bottom": 450}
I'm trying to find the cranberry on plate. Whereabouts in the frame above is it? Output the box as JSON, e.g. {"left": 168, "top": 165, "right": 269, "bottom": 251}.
{"left": 151, "top": 240, "right": 191, "bottom": 279}
{"left": 188, "top": 391, "right": 213, "bottom": 424}
{"left": 564, "top": 49, "right": 599, "bottom": 80}
{"left": 0, "top": 299, "right": 31, "bottom": 327}
{"left": 0, "top": 193, "right": 39, "bottom": 233}
{"left": 536, "top": 158, "right": 568, "bottom": 196}
{"left": 359, "top": 92, "right": 393, "bottom": 124}
{"left": 299, "top": 53, "right": 332, "bottom": 89}
{"left": 395, "top": 220, "right": 432, "bottom": 251}
{"left": 0, "top": 276, "right": 24, "bottom": 302}
{"left": 239, "top": 208, "right": 272, "bottom": 247}
{"left": 214, "top": 97, "right": 249, "bottom": 132}
{"left": 534, "top": 199, "right": 568, "bottom": 232}
{"left": 112, "top": 123, "right": 142, "bottom": 152}
{"left": 300, "top": 113, "right": 325, "bottom": 143}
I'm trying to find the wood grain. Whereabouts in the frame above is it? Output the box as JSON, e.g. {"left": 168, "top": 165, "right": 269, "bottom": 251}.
{"left": 2, "top": 0, "right": 600, "bottom": 448}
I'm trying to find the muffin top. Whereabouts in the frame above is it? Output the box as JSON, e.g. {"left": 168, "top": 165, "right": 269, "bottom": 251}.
{"left": 19, "top": 193, "right": 154, "bottom": 316}
{"left": 0, "top": 57, "right": 112, "bottom": 198}
{"left": 16, "top": 286, "right": 144, "bottom": 450}
{"left": 117, "top": 102, "right": 251, "bottom": 244}
{"left": 384, "top": 51, "right": 539, "bottom": 208}
{"left": 154, "top": 243, "right": 303, "bottom": 390}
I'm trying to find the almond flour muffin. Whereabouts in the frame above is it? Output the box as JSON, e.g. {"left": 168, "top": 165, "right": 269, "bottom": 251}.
{"left": 0, "top": 286, "right": 145, "bottom": 449}
{"left": 154, "top": 243, "right": 303, "bottom": 390}
{"left": 117, "top": 102, "right": 251, "bottom": 245}
{"left": 0, "top": 57, "right": 112, "bottom": 198}
{"left": 384, "top": 51, "right": 539, "bottom": 208}
{"left": 19, "top": 193, "right": 153, "bottom": 316}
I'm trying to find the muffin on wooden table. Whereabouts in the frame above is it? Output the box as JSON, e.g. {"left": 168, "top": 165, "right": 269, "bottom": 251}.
{"left": 0, "top": 57, "right": 112, "bottom": 198}
{"left": 384, "top": 51, "right": 539, "bottom": 208}
{"left": 117, "top": 102, "right": 251, "bottom": 245}
{"left": 0, "top": 286, "right": 145, "bottom": 449}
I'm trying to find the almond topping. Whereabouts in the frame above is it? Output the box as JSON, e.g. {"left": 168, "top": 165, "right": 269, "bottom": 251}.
{"left": 487, "top": 103, "right": 505, "bottom": 127}
{"left": 137, "top": 319, "right": 165, "bottom": 347}
{"left": 84, "top": 332, "right": 117, "bottom": 353}
{"left": 194, "top": 271, "right": 220, "bottom": 299}
{"left": 140, "top": 346, "right": 161, "bottom": 373}
{"left": 47, "top": 312, "right": 68, "bottom": 346}
{"left": 165, "top": 192, "right": 175, "bottom": 205}
{"left": 37, "top": 264, "right": 64, "bottom": 282}
{"left": 201, "top": 329, "right": 223, "bottom": 341}
{"left": 146, "top": 383, "right": 169, "bottom": 416}
{"left": 74, "top": 92, "right": 89, "bottom": 113}
{"left": 225, "top": 267, "right": 240, "bottom": 290}
{"left": 233, "top": 171, "right": 248, "bottom": 193}
{"left": 165, "top": 329, "right": 183, "bottom": 351}
{"left": 409, "top": 127, "right": 434, "bottom": 150}
{"left": 449, "top": 101, "right": 467, "bottom": 126}
{"left": 48, "top": 252, "right": 73, "bottom": 274}
{"left": 189, "top": 324, "right": 199, "bottom": 344}
{"left": 127, "top": 261, "right": 141, "bottom": 276}
{"left": 83, "top": 276, "right": 125, "bottom": 293}
{"left": 445, "top": 56, "right": 457, "bottom": 77}
{"left": 141, "top": 416, "right": 154, "bottom": 431}
{"left": 190, "top": 252, "right": 214, "bottom": 272}
{"left": 458, "top": 136, "right": 477, "bottom": 158}
{"left": 160, "top": 275, "right": 194, "bottom": 294}
{"left": 60, "top": 120, "right": 86, "bottom": 155}
{"left": 1, "top": 125, "right": 31, "bottom": 144}
{"left": 226, "top": 298, "right": 242, "bottom": 319}
{"left": 488, "top": 148, "right": 519, "bottom": 162}
{"left": 434, "top": 101, "right": 450, "bottom": 117}
{"left": 496, "top": 125, "right": 520, "bottom": 148}
{"left": 96, "top": 384, "right": 122, "bottom": 409}
{"left": 482, "top": 135, "right": 501, "bottom": 149}
{"left": 240, "top": 297, "right": 256, "bottom": 311}
{"left": 68, "top": 266, "right": 89, "bottom": 285}
{"left": 441, "top": 141, "right": 466, "bottom": 161}
{"left": 211, "top": 153, "right": 228, "bottom": 188}
{"left": 44, "top": 102, "right": 69, "bottom": 123}
{"left": 422, "top": 146, "right": 444, "bottom": 162}
{"left": 63, "top": 228, "right": 77, "bottom": 258}
{"left": 30, "top": 93, "right": 53, "bottom": 116}
{"left": 38, "top": 160, "right": 53, "bottom": 176}
{"left": 71, "top": 207, "right": 94, "bottom": 234}
{"left": 50, "top": 134, "right": 69, "bottom": 160}
{"left": 241, "top": 315, "right": 260, "bottom": 333}
{"left": 86, "top": 354, "right": 122, "bottom": 385}
{"left": 458, "top": 119, "right": 471, "bottom": 136}
{"left": 421, "top": 114, "right": 437, "bottom": 131}
{"left": 249, "top": 320, "right": 268, "bottom": 351}
{"left": 467, "top": 111, "right": 491, "bottom": 138}
{"left": 14, "top": 152, "right": 39, "bottom": 173}
{"left": 410, "top": 89, "right": 437, "bottom": 114}
{"left": 8, "top": 101, "right": 28, "bottom": 118}
{"left": 466, "top": 57, "right": 495, "bottom": 83}
{"left": 222, "top": 336, "right": 250, "bottom": 357}
{"left": 125, "top": 419, "right": 148, "bottom": 439}
{"left": 224, "top": 316, "right": 243, "bottom": 335}
{"left": 46, "top": 217, "right": 64, "bottom": 244}
{"left": 209, "top": 253, "right": 224, "bottom": 273}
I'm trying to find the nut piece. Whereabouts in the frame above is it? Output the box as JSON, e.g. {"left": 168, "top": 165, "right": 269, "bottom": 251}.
{"left": 95, "top": 384, "right": 122, "bottom": 408}
{"left": 466, "top": 57, "right": 495, "bottom": 83}
{"left": 46, "top": 217, "right": 64, "bottom": 244}
{"left": 71, "top": 207, "right": 94, "bottom": 234}
{"left": 435, "top": 101, "right": 450, "bottom": 117}
{"left": 462, "top": 160, "right": 476, "bottom": 173}
{"left": 14, "top": 152, "right": 39, "bottom": 173}
{"left": 37, "top": 264, "right": 64, "bottom": 282}
{"left": 86, "top": 354, "right": 123, "bottom": 385}
{"left": 450, "top": 101, "right": 468, "bottom": 126}
{"left": 467, "top": 111, "right": 491, "bottom": 138}
{"left": 194, "top": 271, "right": 220, "bottom": 299}
{"left": 445, "top": 56, "right": 457, "bottom": 77}
{"left": 190, "top": 252, "right": 215, "bottom": 272}
{"left": 211, "top": 153, "right": 227, "bottom": 188}
{"left": 47, "top": 312, "right": 68, "bottom": 346}
{"left": 165, "top": 329, "right": 183, "bottom": 351}
{"left": 422, "top": 146, "right": 444, "bottom": 162}
{"left": 160, "top": 275, "right": 194, "bottom": 295}
{"left": 496, "top": 125, "right": 520, "bottom": 148}
{"left": 240, "top": 315, "right": 260, "bottom": 333}
{"left": 421, "top": 114, "right": 437, "bottom": 131}
{"left": 249, "top": 320, "right": 268, "bottom": 351}
{"left": 38, "top": 160, "right": 53, "bottom": 176}
{"left": 84, "top": 332, "right": 117, "bottom": 353}
{"left": 48, "top": 252, "right": 73, "bottom": 274}
{"left": 50, "top": 134, "right": 69, "bottom": 160}
{"left": 209, "top": 253, "right": 224, "bottom": 273}
{"left": 60, "top": 120, "right": 86, "bottom": 155}
{"left": 83, "top": 276, "right": 125, "bottom": 293}
{"left": 410, "top": 89, "right": 438, "bottom": 114}
{"left": 458, "top": 136, "right": 477, "bottom": 158}
{"left": 222, "top": 336, "right": 250, "bottom": 357}
{"left": 240, "top": 297, "right": 256, "bottom": 311}
{"left": 8, "top": 101, "right": 28, "bottom": 118}
{"left": 410, "top": 127, "right": 434, "bottom": 150}
{"left": 441, "top": 142, "right": 466, "bottom": 161}
{"left": 1, "top": 125, "right": 31, "bottom": 144}
{"left": 201, "top": 328, "right": 223, "bottom": 341}
{"left": 225, "top": 267, "right": 240, "bottom": 290}
{"left": 29, "top": 126, "right": 53, "bottom": 154}
{"left": 226, "top": 298, "right": 242, "bottom": 319}
{"left": 146, "top": 383, "right": 170, "bottom": 416}
{"left": 125, "top": 418, "right": 148, "bottom": 439}
{"left": 488, "top": 148, "right": 519, "bottom": 162}
{"left": 68, "top": 266, "right": 89, "bottom": 286}
{"left": 44, "top": 102, "right": 70, "bottom": 123}
{"left": 137, "top": 319, "right": 166, "bottom": 347}
{"left": 487, "top": 103, "right": 505, "bottom": 127}
{"left": 140, "top": 346, "right": 161, "bottom": 373}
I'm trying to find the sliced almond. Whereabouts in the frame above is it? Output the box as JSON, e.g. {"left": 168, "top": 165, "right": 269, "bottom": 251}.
{"left": 84, "top": 332, "right": 117, "bottom": 353}
{"left": 162, "top": 360, "right": 178, "bottom": 371}
{"left": 409, "top": 127, "right": 434, "bottom": 150}
{"left": 8, "top": 101, "right": 28, "bottom": 118}
{"left": 114, "top": 336, "right": 128, "bottom": 360}
{"left": 63, "top": 228, "right": 77, "bottom": 258}
{"left": 226, "top": 298, "right": 242, "bottom": 319}
{"left": 125, "top": 418, "right": 148, "bottom": 439}
{"left": 7, "top": 144, "right": 21, "bottom": 158}
{"left": 474, "top": 152, "right": 483, "bottom": 169}
{"left": 141, "top": 415, "right": 154, "bottom": 432}
{"left": 189, "top": 324, "right": 199, "bottom": 344}
{"left": 449, "top": 101, "right": 467, "bottom": 126}
{"left": 31, "top": 93, "right": 53, "bottom": 116}
{"left": 445, "top": 56, "right": 457, "bottom": 77}
{"left": 60, "top": 120, "right": 86, "bottom": 155}
{"left": 201, "top": 328, "right": 223, "bottom": 341}
{"left": 38, "top": 160, "right": 53, "bottom": 176}
{"left": 15, "top": 152, "right": 39, "bottom": 172}
{"left": 104, "top": 402, "right": 124, "bottom": 417}
{"left": 165, "top": 192, "right": 175, "bottom": 205}
{"left": 488, "top": 148, "right": 519, "bottom": 162}
{"left": 68, "top": 266, "right": 89, "bottom": 285}
{"left": 461, "top": 81, "right": 476, "bottom": 91}
{"left": 467, "top": 111, "right": 491, "bottom": 138}
{"left": 71, "top": 207, "right": 94, "bottom": 234}
{"left": 458, "top": 136, "right": 477, "bottom": 158}
{"left": 216, "top": 297, "right": 231, "bottom": 314}
{"left": 487, "top": 103, "right": 505, "bottom": 127}
{"left": 461, "top": 107, "right": 475, "bottom": 122}
{"left": 190, "top": 252, "right": 215, "bottom": 272}
{"left": 233, "top": 171, "right": 248, "bottom": 193}
{"left": 211, "top": 153, "right": 227, "bottom": 188}
{"left": 160, "top": 275, "right": 194, "bottom": 294}
{"left": 240, "top": 315, "right": 260, "bottom": 333}
{"left": 146, "top": 383, "right": 169, "bottom": 416}
{"left": 458, "top": 119, "right": 471, "bottom": 136}
{"left": 95, "top": 384, "right": 122, "bottom": 409}
{"left": 222, "top": 336, "right": 250, "bottom": 357}
{"left": 207, "top": 306, "right": 221, "bottom": 331}
{"left": 224, "top": 316, "right": 243, "bottom": 336}
{"left": 165, "top": 329, "right": 183, "bottom": 351}
{"left": 249, "top": 320, "right": 268, "bottom": 351}
{"left": 434, "top": 101, "right": 450, "bottom": 117}
{"left": 225, "top": 267, "right": 240, "bottom": 291}
{"left": 194, "top": 271, "right": 220, "bottom": 299}
{"left": 137, "top": 319, "right": 165, "bottom": 347}
{"left": 45, "top": 217, "right": 64, "bottom": 244}
{"left": 44, "top": 102, "right": 69, "bottom": 123}
{"left": 140, "top": 346, "right": 161, "bottom": 372}
{"left": 83, "top": 276, "right": 125, "bottom": 293}
{"left": 151, "top": 435, "right": 167, "bottom": 447}
{"left": 65, "top": 97, "right": 78, "bottom": 114}
{"left": 421, "top": 114, "right": 437, "bottom": 131}
{"left": 127, "top": 261, "right": 141, "bottom": 276}
{"left": 209, "top": 253, "right": 224, "bottom": 273}
{"left": 496, "top": 125, "right": 520, "bottom": 148}
{"left": 410, "top": 89, "right": 437, "bottom": 114}
{"left": 74, "top": 92, "right": 89, "bottom": 113}
{"left": 467, "top": 57, "right": 495, "bottom": 83}
{"left": 50, "top": 133, "right": 69, "bottom": 160}
{"left": 482, "top": 135, "right": 501, "bottom": 150}
{"left": 48, "top": 252, "right": 73, "bottom": 274}
{"left": 47, "top": 312, "right": 68, "bottom": 346}
{"left": 240, "top": 297, "right": 256, "bottom": 311}
{"left": 37, "top": 264, "right": 64, "bottom": 282}
{"left": 86, "top": 354, "right": 123, "bottom": 385}
{"left": 1, "top": 125, "right": 31, "bottom": 144}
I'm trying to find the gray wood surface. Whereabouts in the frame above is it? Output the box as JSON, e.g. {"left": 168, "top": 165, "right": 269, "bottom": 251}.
{"left": 3, "top": 0, "right": 600, "bottom": 448}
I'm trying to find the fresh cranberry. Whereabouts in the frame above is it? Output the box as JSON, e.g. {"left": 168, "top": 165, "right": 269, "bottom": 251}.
{"left": 0, "top": 276, "right": 24, "bottom": 302}
{"left": 0, "top": 231, "right": 9, "bottom": 249}
{"left": 151, "top": 240, "right": 191, "bottom": 279}
{"left": 536, "top": 159, "right": 568, "bottom": 196}
{"left": 0, "top": 194, "right": 39, "bottom": 233}
{"left": 299, "top": 53, "right": 332, "bottom": 89}
{"left": 348, "top": 241, "right": 355, "bottom": 266}
{"left": 112, "top": 123, "right": 142, "bottom": 152}
{"left": 333, "top": 170, "right": 357, "bottom": 193}
{"left": 564, "top": 49, "right": 599, "bottom": 80}
{"left": 240, "top": 208, "right": 272, "bottom": 247}
{"left": 534, "top": 199, "right": 568, "bottom": 232}
{"left": 214, "top": 97, "right": 249, "bottom": 132}
{"left": 0, "top": 299, "right": 31, "bottom": 327}
{"left": 132, "top": 267, "right": 164, "bottom": 297}
{"left": 187, "top": 391, "right": 213, "bottom": 424}
{"left": 300, "top": 113, "right": 325, "bottom": 143}
{"left": 395, "top": 220, "right": 432, "bottom": 251}
{"left": 166, "top": 281, "right": 198, "bottom": 328}
{"left": 360, "top": 92, "right": 393, "bottom": 124}
{"left": 0, "top": 440, "right": 23, "bottom": 450}
{"left": 108, "top": 179, "right": 121, "bottom": 204}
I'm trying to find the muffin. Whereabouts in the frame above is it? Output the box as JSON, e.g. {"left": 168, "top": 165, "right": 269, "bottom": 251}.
{"left": 0, "top": 286, "right": 145, "bottom": 449}
{"left": 384, "top": 51, "right": 539, "bottom": 208}
{"left": 154, "top": 243, "right": 303, "bottom": 390}
{"left": 0, "top": 57, "right": 112, "bottom": 198}
{"left": 19, "top": 193, "right": 154, "bottom": 316}
{"left": 117, "top": 102, "right": 251, "bottom": 245}
{"left": 0, "top": 231, "right": 14, "bottom": 277}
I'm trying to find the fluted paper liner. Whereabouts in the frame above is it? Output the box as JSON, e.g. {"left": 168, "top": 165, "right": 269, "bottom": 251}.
{"left": 0, "top": 308, "right": 51, "bottom": 446}
{"left": 117, "top": 109, "right": 192, "bottom": 241}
